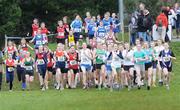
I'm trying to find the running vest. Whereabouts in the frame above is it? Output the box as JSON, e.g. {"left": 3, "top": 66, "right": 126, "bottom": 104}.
{"left": 55, "top": 50, "right": 66, "bottom": 62}
{"left": 57, "top": 26, "right": 65, "bottom": 39}
{"left": 106, "top": 34, "right": 114, "bottom": 45}
{"left": 24, "top": 58, "right": 33, "bottom": 70}
{"left": 32, "top": 24, "right": 39, "bottom": 37}
{"left": 20, "top": 44, "right": 28, "bottom": 51}
{"left": 80, "top": 49, "right": 91, "bottom": 65}
{"left": 143, "top": 48, "right": 153, "bottom": 63}
{"left": 97, "top": 26, "right": 106, "bottom": 38}
{"left": 7, "top": 46, "right": 15, "bottom": 54}
{"left": 68, "top": 52, "right": 78, "bottom": 69}
{"left": 96, "top": 49, "right": 106, "bottom": 64}
{"left": 68, "top": 35, "right": 75, "bottom": 43}
{"left": 47, "top": 52, "right": 54, "bottom": 67}
{"left": 34, "top": 34, "right": 43, "bottom": 47}
{"left": 36, "top": 52, "right": 46, "bottom": 65}
{"left": 160, "top": 50, "right": 172, "bottom": 64}
{"left": 122, "top": 49, "right": 134, "bottom": 66}
{"left": 71, "top": 20, "right": 82, "bottom": 33}
{"left": 6, "top": 59, "right": 15, "bottom": 72}
{"left": 88, "top": 23, "right": 96, "bottom": 35}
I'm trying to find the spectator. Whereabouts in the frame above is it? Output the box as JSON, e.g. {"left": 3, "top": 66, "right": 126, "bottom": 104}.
{"left": 174, "top": 3, "right": 180, "bottom": 38}
{"left": 155, "top": 9, "right": 168, "bottom": 42}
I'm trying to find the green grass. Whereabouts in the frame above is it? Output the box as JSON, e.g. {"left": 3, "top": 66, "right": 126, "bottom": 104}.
{"left": 0, "top": 41, "right": 180, "bottom": 110}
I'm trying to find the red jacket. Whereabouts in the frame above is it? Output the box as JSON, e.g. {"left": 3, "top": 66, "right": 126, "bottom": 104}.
{"left": 156, "top": 13, "right": 168, "bottom": 28}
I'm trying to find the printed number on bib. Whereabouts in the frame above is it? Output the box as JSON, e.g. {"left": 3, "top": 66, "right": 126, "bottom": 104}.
{"left": 8, "top": 67, "right": 14, "bottom": 72}
{"left": 98, "top": 33, "right": 105, "bottom": 37}
{"left": 70, "top": 60, "right": 77, "bottom": 65}
{"left": 163, "top": 57, "right": 170, "bottom": 62}
{"left": 57, "top": 57, "right": 65, "bottom": 62}
{"left": 37, "top": 60, "right": 45, "bottom": 65}
{"left": 36, "top": 41, "right": 42, "bottom": 45}
{"left": 74, "top": 28, "right": 81, "bottom": 32}
{"left": 58, "top": 32, "right": 64, "bottom": 36}
{"left": 26, "top": 66, "right": 33, "bottom": 70}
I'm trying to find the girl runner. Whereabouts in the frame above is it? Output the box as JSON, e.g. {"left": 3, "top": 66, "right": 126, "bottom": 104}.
{"left": 103, "top": 12, "right": 112, "bottom": 32}
{"left": 112, "top": 13, "right": 121, "bottom": 39}
{"left": 111, "top": 44, "right": 123, "bottom": 86}
{"left": 93, "top": 43, "right": 106, "bottom": 90}
{"left": 18, "top": 38, "right": 33, "bottom": 51}
{"left": 150, "top": 42, "right": 159, "bottom": 87}
{"left": 63, "top": 16, "right": 70, "bottom": 47}
{"left": 35, "top": 45, "right": 47, "bottom": 91}
{"left": 44, "top": 46, "right": 55, "bottom": 90}
{"left": 30, "top": 29, "right": 44, "bottom": 54}
{"left": 96, "top": 21, "right": 107, "bottom": 44}
{"left": 105, "top": 29, "right": 121, "bottom": 45}
{"left": 70, "top": 15, "right": 83, "bottom": 47}
{"left": 155, "top": 40, "right": 164, "bottom": 86}
{"left": 105, "top": 44, "right": 113, "bottom": 91}
{"left": 87, "top": 18, "right": 96, "bottom": 44}
{"left": 40, "top": 22, "right": 50, "bottom": 44}
{"left": 143, "top": 42, "right": 153, "bottom": 90}
{"left": 159, "top": 43, "right": 176, "bottom": 90}
{"left": 54, "top": 43, "right": 69, "bottom": 90}
{"left": 5, "top": 54, "right": 16, "bottom": 91}
{"left": 5, "top": 41, "right": 17, "bottom": 59}
{"left": 84, "top": 12, "right": 92, "bottom": 33}
{"left": 80, "top": 43, "right": 92, "bottom": 89}
{"left": 56, "top": 20, "right": 66, "bottom": 45}
{"left": 122, "top": 43, "right": 134, "bottom": 91}
{"left": 133, "top": 44, "right": 146, "bottom": 89}
{"left": 68, "top": 30, "right": 75, "bottom": 47}
{"left": 67, "top": 46, "right": 79, "bottom": 89}
{"left": 32, "top": 18, "right": 39, "bottom": 37}
{"left": 22, "top": 51, "right": 34, "bottom": 90}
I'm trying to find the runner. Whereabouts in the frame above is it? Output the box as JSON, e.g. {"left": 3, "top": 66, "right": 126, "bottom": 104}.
{"left": 56, "top": 20, "right": 66, "bottom": 44}
{"left": 105, "top": 44, "right": 113, "bottom": 91}
{"left": 32, "top": 18, "right": 39, "bottom": 37}
{"left": 70, "top": 15, "right": 83, "bottom": 47}
{"left": 112, "top": 13, "right": 121, "bottom": 39}
{"left": 87, "top": 18, "right": 96, "bottom": 44}
{"left": 143, "top": 42, "right": 153, "bottom": 90}
{"left": 159, "top": 43, "right": 176, "bottom": 90}
{"left": 103, "top": 12, "right": 112, "bottom": 32}
{"left": 54, "top": 43, "right": 69, "bottom": 90}
{"left": 68, "top": 46, "right": 79, "bottom": 89}
{"left": 44, "top": 46, "right": 55, "bottom": 90}
{"left": 96, "top": 21, "right": 107, "bottom": 44}
{"left": 5, "top": 41, "right": 17, "bottom": 59}
{"left": 111, "top": 44, "right": 123, "bottom": 87}
{"left": 5, "top": 54, "right": 16, "bottom": 91}
{"left": 68, "top": 30, "right": 75, "bottom": 47}
{"left": 63, "top": 16, "right": 70, "bottom": 47}
{"left": 122, "top": 43, "right": 134, "bottom": 91}
{"left": 22, "top": 51, "right": 34, "bottom": 90}
{"left": 133, "top": 44, "right": 146, "bottom": 89}
{"left": 35, "top": 45, "right": 47, "bottom": 91}
{"left": 80, "top": 43, "right": 92, "bottom": 89}
{"left": 93, "top": 43, "right": 106, "bottom": 90}
{"left": 105, "top": 29, "right": 121, "bottom": 45}
{"left": 40, "top": 22, "right": 50, "bottom": 44}
{"left": 30, "top": 29, "right": 44, "bottom": 54}
{"left": 155, "top": 40, "right": 164, "bottom": 86}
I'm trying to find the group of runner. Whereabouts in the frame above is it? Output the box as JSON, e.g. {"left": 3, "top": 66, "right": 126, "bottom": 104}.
{"left": 0, "top": 10, "right": 176, "bottom": 92}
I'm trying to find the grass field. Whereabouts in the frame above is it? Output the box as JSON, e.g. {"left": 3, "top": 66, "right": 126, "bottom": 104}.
{"left": 0, "top": 41, "right": 180, "bottom": 110}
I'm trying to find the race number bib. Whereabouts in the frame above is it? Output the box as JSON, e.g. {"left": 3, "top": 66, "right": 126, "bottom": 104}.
{"left": 8, "top": 67, "right": 14, "bottom": 72}
{"left": 36, "top": 41, "right": 42, "bottom": 45}
{"left": 163, "top": 57, "right": 170, "bottom": 62}
{"left": 58, "top": 32, "right": 64, "bottom": 36}
{"left": 98, "top": 33, "right": 105, "bottom": 37}
{"left": 25, "top": 66, "right": 33, "bottom": 70}
{"left": 37, "top": 59, "right": 45, "bottom": 65}
{"left": 74, "top": 28, "right": 81, "bottom": 32}
{"left": 98, "top": 55, "right": 104, "bottom": 60}
{"left": 70, "top": 60, "right": 77, "bottom": 65}
{"left": 57, "top": 56, "right": 65, "bottom": 62}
